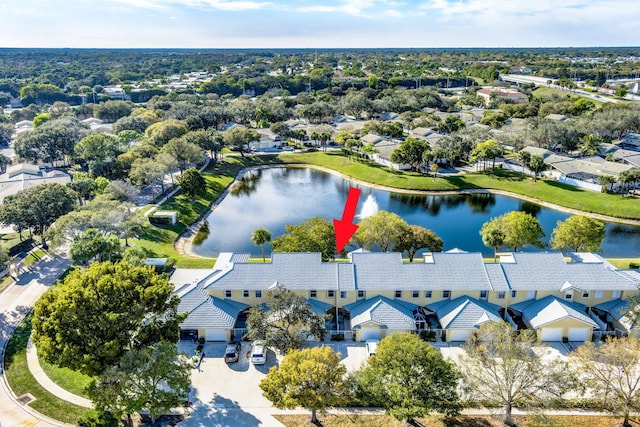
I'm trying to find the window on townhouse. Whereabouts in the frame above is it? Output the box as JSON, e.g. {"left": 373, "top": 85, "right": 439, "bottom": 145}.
{"left": 327, "top": 290, "right": 335, "bottom": 298}
{"left": 255, "top": 290, "right": 262, "bottom": 298}
{"left": 443, "top": 290, "right": 451, "bottom": 298}
{"left": 357, "top": 290, "right": 365, "bottom": 299}
{"left": 527, "top": 290, "right": 536, "bottom": 299}
{"left": 565, "top": 292, "right": 573, "bottom": 300}
{"left": 595, "top": 290, "right": 604, "bottom": 299}
{"left": 480, "top": 290, "right": 488, "bottom": 300}
{"left": 310, "top": 290, "right": 317, "bottom": 298}
{"left": 412, "top": 290, "right": 419, "bottom": 298}
{"left": 511, "top": 290, "right": 517, "bottom": 298}
{"left": 582, "top": 291, "right": 590, "bottom": 299}
{"left": 243, "top": 290, "right": 249, "bottom": 298}
{"left": 225, "top": 290, "right": 232, "bottom": 298}
{"left": 425, "top": 290, "right": 432, "bottom": 298}
{"left": 340, "top": 291, "right": 347, "bottom": 299}
{"left": 497, "top": 291, "right": 506, "bottom": 299}
{"left": 612, "top": 290, "right": 622, "bottom": 298}
{"left": 395, "top": 290, "right": 402, "bottom": 298}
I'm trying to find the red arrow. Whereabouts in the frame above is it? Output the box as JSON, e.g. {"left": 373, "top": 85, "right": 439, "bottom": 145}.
{"left": 333, "top": 187, "right": 361, "bottom": 254}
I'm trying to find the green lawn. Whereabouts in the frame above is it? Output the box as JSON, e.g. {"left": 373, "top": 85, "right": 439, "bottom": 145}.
{"left": 3, "top": 313, "right": 96, "bottom": 424}
{"left": 38, "top": 356, "right": 93, "bottom": 399}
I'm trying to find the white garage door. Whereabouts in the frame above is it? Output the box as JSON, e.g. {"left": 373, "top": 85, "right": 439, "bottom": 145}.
{"left": 205, "top": 329, "right": 226, "bottom": 341}
{"left": 448, "top": 329, "right": 471, "bottom": 342}
{"left": 359, "top": 327, "right": 381, "bottom": 342}
{"left": 568, "top": 327, "right": 590, "bottom": 342}
{"left": 541, "top": 327, "right": 563, "bottom": 342}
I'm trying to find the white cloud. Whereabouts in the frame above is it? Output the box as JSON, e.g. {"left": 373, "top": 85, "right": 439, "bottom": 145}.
{"left": 108, "top": 0, "right": 272, "bottom": 11}
{"left": 296, "top": 0, "right": 407, "bottom": 17}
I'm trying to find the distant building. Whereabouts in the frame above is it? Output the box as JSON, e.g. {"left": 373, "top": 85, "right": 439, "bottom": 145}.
{"left": 477, "top": 87, "right": 528, "bottom": 105}
{"left": 0, "top": 163, "right": 71, "bottom": 203}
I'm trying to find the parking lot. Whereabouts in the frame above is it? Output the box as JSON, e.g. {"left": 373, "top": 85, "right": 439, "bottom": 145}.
{"left": 176, "top": 340, "right": 369, "bottom": 427}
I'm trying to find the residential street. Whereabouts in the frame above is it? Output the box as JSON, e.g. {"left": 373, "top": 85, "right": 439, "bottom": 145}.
{"left": 0, "top": 252, "right": 71, "bottom": 427}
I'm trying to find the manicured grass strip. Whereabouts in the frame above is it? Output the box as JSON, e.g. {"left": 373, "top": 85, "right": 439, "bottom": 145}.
{"left": 23, "top": 249, "right": 46, "bottom": 268}
{"left": 38, "top": 356, "right": 93, "bottom": 399}
{"left": 4, "top": 313, "right": 95, "bottom": 424}
{"left": 274, "top": 414, "right": 634, "bottom": 427}
{"left": 606, "top": 258, "right": 640, "bottom": 270}
{"left": 279, "top": 152, "right": 640, "bottom": 220}
{"left": 279, "top": 152, "right": 460, "bottom": 191}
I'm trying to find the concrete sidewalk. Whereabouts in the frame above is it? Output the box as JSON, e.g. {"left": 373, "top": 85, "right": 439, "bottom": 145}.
{"left": 26, "top": 339, "right": 93, "bottom": 409}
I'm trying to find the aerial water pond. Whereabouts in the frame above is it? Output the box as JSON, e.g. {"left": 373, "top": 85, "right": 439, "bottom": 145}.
{"left": 191, "top": 167, "right": 640, "bottom": 258}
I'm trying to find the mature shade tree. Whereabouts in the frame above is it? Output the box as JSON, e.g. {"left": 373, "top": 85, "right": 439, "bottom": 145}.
{"left": 260, "top": 346, "right": 348, "bottom": 424}
{"left": 70, "top": 229, "right": 121, "bottom": 265}
{"left": 32, "top": 261, "right": 183, "bottom": 376}
{"left": 354, "top": 333, "right": 460, "bottom": 424}
{"left": 160, "top": 138, "right": 205, "bottom": 172}
{"left": 89, "top": 342, "right": 193, "bottom": 427}
{"left": 145, "top": 119, "right": 188, "bottom": 147}
{"left": 271, "top": 216, "right": 337, "bottom": 262}
{"left": 129, "top": 157, "right": 167, "bottom": 191}
{"left": 245, "top": 286, "right": 326, "bottom": 354}
{"left": 178, "top": 168, "right": 207, "bottom": 201}
{"left": 112, "top": 116, "right": 150, "bottom": 134}
{"left": 355, "top": 210, "right": 408, "bottom": 253}
{"left": 0, "top": 183, "right": 76, "bottom": 248}
{"left": 251, "top": 228, "right": 271, "bottom": 262}
{"left": 470, "top": 139, "right": 502, "bottom": 171}
{"left": 74, "top": 133, "right": 123, "bottom": 165}
{"left": 571, "top": 336, "right": 640, "bottom": 427}
{"left": 481, "top": 211, "right": 545, "bottom": 251}
{"left": 222, "top": 126, "right": 260, "bottom": 157}
{"left": 390, "top": 137, "right": 430, "bottom": 171}
{"left": 393, "top": 224, "right": 443, "bottom": 262}
{"left": 32, "top": 112, "right": 52, "bottom": 127}
{"left": 550, "top": 215, "right": 606, "bottom": 252}
{"left": 94, "top": 100, "right": 132, "bottom": 122}
{"left": 0, "top": 123, "right": 14, "bottom": 146}
{"left": 14, "top": 118, "right": 88, "bottom": 164}
{"left": 459, "top": 322, "right": 575, "bottom": 426}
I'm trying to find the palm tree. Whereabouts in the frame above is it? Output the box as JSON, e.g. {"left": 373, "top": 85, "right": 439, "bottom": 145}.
{"left": 597, "top": 175, "right": 616, "bottom": 193}
{"left": 516, "top": 150, "right": 531, "bottom": 177}
{"left": 251, "top": 228, "right": 271, "bottom": 262}
{"left": 579, "top": 134, "right": 601, "bottom": 157}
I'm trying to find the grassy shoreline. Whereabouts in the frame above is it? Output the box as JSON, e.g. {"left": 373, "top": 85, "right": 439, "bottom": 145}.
{"left": 135, "top": 152, "right": 640, "bottom": 268}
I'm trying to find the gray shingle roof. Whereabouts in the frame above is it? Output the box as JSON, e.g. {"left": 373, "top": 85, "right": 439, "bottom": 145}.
{"left": 351, "top": 252, "right": 493, "bottom": 290}
{"left": 511, "top": 295, "right": 597, "bottom": 329}
{"left": 500, "top": 253, "right": 638, "bottom": 291}
{"left": 344, "top": 296, "right": 416, "bottom": 330}
{"left": 595, "top": 299, "right": 639, "bottom": 330}
{"left": 179, "top": 288, "right": 249, "bottom": 329}
{"left": 205, "top": 252, "right": 352, "bottom": 290}
{"left": 429, "top": 296, "right": 502, "bottom": 329}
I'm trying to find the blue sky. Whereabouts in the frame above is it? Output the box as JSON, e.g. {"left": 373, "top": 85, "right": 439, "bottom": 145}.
{"left": 1, "top": 0, "right": 638, "bottom": 48}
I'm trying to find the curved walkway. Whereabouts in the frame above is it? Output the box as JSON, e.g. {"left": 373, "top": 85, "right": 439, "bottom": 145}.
{"left": 0, "top": 251, "right": 72, "bottom": 427}
{"left": 25, "top": 339, "right": 92, "bottom": 408}
{"left": 174, "top": 162, "right": 640, "bottom": 258}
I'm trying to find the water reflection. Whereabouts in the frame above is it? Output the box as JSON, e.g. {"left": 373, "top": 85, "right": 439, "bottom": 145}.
{"left": 192, "top": 167, "right": 640, "bottom": 258}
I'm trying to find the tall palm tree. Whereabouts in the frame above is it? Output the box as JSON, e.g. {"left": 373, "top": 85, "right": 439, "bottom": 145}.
{"left": 579, "top": 134, "right": 601, "bottom": 157}
{"left": 251, "top": 228, "right": 271, "bottom": 262}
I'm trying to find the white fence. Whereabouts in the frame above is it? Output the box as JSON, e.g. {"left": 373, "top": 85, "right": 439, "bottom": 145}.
{"left": 558, "top": 176, "right": 602, "bottom": 192}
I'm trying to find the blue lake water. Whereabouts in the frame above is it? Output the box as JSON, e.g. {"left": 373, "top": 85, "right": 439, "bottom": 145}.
{"left": 191, "top": 167, "right": 640, "bottom": 258}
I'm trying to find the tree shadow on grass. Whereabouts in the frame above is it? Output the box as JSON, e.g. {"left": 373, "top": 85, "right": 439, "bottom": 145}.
{"left": 442, "top": 416, "right": 494, "bottom": 427}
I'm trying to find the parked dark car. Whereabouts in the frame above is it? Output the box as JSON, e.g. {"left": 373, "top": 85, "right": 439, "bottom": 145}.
{"left": 224, "top": 341, "right": 241, "bottom": 363}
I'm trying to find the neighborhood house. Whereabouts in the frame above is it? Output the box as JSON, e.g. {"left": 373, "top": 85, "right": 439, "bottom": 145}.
{"left": 172, "top": 250, "right": 640, "bottom": 344}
